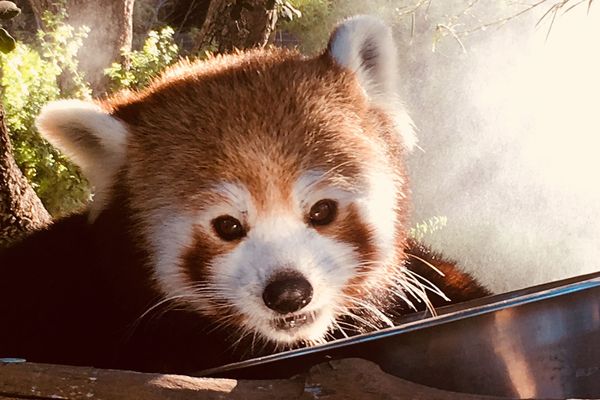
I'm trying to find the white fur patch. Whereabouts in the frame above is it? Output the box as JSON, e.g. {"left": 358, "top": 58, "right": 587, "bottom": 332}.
{"left": 356, "top": 167, "right": 400, "bottom": 264}
{"left": 293, "top": 170, "right": 359, "bottom": 211}
{"left": 198, "top": 182, "right": 257, "bottom": 228}
{"left": 36, "top": 99, "right": 128, "bottom": 219}
{"left": 147, "top": 209, "right": 197, "bottom": 299}
{"left": 328, "top": 15, "right": 417, "bottom": 151}
{"left": 146, "top": 169, "right": 400, "bottom": 346}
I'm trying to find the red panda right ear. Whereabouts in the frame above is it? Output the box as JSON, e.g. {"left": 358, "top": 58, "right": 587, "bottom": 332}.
{"left": 36, "top": 99, "right": 128, "bottom": 218}
{"left": 326, "top": 15, "right": 398, "bottom": 102}
{"left": 325, "top": 15, "right": 417, "bottom": 151}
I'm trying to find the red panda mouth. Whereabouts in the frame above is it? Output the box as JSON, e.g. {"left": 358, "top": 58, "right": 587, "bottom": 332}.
{"left": 272, "top": 311, "right": 317, "bottom": 331}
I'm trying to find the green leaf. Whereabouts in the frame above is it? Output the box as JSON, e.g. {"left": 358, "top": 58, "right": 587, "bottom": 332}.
{"left": 0, "top": 27, "right": 16, "bottom": 53}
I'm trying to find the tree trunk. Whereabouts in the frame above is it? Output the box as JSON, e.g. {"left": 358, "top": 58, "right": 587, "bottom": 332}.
{"left": 192, "top": 0, "right": 278, "bottom": 54}
{"left": 27, "top": 0, "right": 135, "bottom": 95}
{"left": 0, "top": 104, "right": 51, "bottom": 248}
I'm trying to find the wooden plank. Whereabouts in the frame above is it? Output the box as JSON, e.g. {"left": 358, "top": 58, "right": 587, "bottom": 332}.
{"left": 0, "top": 361, "right": 300, "bottom": 400}
{"left": 0, "top": 358, "right": 516, "bottom": 400}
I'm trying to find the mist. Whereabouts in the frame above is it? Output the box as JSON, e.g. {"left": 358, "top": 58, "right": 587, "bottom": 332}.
{"left": 393, "top": 4, "right": 600, "bottom": 293}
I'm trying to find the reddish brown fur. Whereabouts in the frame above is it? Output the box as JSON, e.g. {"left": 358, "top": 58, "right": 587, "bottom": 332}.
{"left": 181, "top": 229, "right": 225, "bottom": 285}
{"left": 331, "top": 204, "right": 378, "bottom": 267}
{"left": 104, "top": 49, "right": 382, "bottom": 213}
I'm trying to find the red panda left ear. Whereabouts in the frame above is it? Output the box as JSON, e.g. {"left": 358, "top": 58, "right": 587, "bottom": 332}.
{"left": 36, "top": 99, "right": 128, "bottom": 218}
{"left": 325, "top": 15, "right": 416, "bottom": 151}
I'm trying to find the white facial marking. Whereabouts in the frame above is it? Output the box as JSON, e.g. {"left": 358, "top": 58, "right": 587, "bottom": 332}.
{"left": 294, "top": 170, "right": 358, "bottom": 211}
{"left": 147, "top": 209, "right": 199, "bottom": 301}
{"left": 359, "top": 168, "right": 399, "bottom": 258}
{"left": 147, "top": 167, "right": 401, "bottom": 346}
{"left": 197, "top": 182, "right": 256, "bottom": 228}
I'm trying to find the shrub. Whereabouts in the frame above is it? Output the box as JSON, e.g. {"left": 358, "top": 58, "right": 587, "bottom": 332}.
{"left": 0, "top": 8, "right": 91, "bottom": 216}
{"left": 105, "top": 26, "right": 179, "bottom": 91}
{"left": 1, "top": 12, "right": 181, "bottom": 216}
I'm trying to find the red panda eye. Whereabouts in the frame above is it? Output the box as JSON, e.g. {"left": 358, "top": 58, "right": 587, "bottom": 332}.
{"left": 309, "top": 199, "right": 337, "bottom": 226}
{"left": 212, "top": 216, "right": 246, "bottom": 241}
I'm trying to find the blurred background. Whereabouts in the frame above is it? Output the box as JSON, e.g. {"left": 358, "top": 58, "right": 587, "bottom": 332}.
{"left": 1, "top": 0, "right": 598, "bottom": 293}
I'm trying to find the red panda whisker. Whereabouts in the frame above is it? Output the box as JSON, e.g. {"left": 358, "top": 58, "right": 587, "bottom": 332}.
{"left": 323, "top": 332, "right": 336, "bottom": 343}
{"left": 406, "top": 253, "right": 446, "bottom": 277}
{"left": 227, "top": 327, "right": 254, "bottom": 354}
{"left": 347, "top": 299, "right": 394, "bottom": 327}
{"left": 183, "top": 283, "right": 233, "bottom": 292}
{"left": 402, "top": 269, "right": 450, "bottom": 301}
{"left": 396, "top": 275, "right": 438, "bottom": 299}
{"left": 402, "top": 279, "right": 447, "bottom": 308}
{"left": 123, "top": 297, "right": 193, "bottom": 341}
{"left": 354, "top": 260, "right": 388, "bottom": 267}
{"left": 332, "top": 319, "right": 349, "bottom": 338}
{"left": 334, "top": 320, "right": 361, "bottom": 331}
{"left": 133, "top": 294, "right": 196, "bottom": 326}
{"left": 257, "top": 333, "right": 270, "bottom": 355}
{"left": 394, "top": 279, "right": 437, "bottom": 316}
{"left": 391, "top": 275, "right": 425, "bottom": 298}
{"left": 336, "top": 298, "right": 390, "bottom": 330}
{"left": 341, "top": 311, "right": 380, "bottom": 331}
{"left": 186, "top": 285, "right": 232, "bottom": 292}
{"left": 204, "top": 318, "right": 238, "bottom": 336}
{"left": 250, "top": 331, "right": 259, "bottom": 354}
{"left": 394, "top": 279, "right": 427, "bottom": 304}
{"left": 383, "top": 286, "right": 418, "bottom": 311}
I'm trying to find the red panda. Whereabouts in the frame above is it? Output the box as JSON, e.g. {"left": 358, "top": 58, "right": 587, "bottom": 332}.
{"left": 0, "top": 16, "right": 489, "bottom": 374}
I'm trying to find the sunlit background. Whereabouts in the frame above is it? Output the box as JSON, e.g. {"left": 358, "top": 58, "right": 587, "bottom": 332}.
{"left": 399, "top": 3, "right": 600, "bottom": 292}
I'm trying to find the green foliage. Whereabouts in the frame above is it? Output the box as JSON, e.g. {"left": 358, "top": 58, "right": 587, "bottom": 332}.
{"left": 1, "top": 9, "right": 182, "bottom": 216}
{"left": 409, "top": 216, "right": 448, "bottom": 242}
{"left": 275, "top": 0, "right": 302, "bottom": 22}
{"left": 0, "top": 27, "right": 15, "bottom": 53}
{"left": 105, "top": 26, "right": 179, "bottom": 91}
{"left": 0, "top": 11, "right": 182, "bottom": 216}
{"left": 279, "top": 0, "right": 335, "bottom": 53}
{"left": 281, "top": 0, "right": 399, "bottom": 54}
{"left": 0, "top": 8, "right": 92, "bottom": 216}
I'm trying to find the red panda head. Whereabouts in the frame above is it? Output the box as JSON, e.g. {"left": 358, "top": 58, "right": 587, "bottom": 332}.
{"left": 35, "top": 16, "right": 417, "bottom": 348}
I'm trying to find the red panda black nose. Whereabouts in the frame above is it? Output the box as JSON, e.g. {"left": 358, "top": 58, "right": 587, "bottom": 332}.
{"left": 262, "top": 273, "right": 313, "bottom": 314}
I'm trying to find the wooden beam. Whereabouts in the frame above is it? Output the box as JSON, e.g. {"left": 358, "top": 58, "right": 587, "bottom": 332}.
{"left": 0, "top": 358, "right": 515, "bottom": 400}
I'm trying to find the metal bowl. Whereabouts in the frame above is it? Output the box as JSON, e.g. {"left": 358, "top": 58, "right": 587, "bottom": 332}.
{"left": 199, "top": 271, "right": 600, "bottom": 399}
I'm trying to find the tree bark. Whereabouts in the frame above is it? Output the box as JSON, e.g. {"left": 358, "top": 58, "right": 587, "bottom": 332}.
{"left": 27, "top": 0, "right": 135, "bottom": 95}
{"left": 192, "top": 0, "right": 278, "bottom": 54}
{"left": 0, "top": 105, "right": 51, "bottom": 248}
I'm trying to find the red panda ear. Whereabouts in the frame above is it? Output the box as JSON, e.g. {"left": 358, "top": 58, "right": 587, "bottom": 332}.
{"left": 36, "top": 99, "right": 127, "bottom": 217}
{"left": 325, "top": 15, "right": 416, "bottom": 151}
{"left": 327, "top": 15, "right": 398, "bottom": 100}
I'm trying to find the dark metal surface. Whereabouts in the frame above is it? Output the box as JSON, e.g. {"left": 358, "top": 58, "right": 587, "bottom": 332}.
{"left": 199, "top": 271, "right": 600, "bottom": 399}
